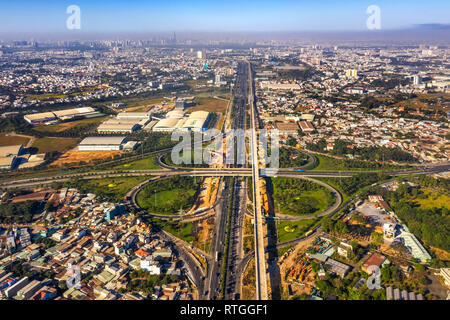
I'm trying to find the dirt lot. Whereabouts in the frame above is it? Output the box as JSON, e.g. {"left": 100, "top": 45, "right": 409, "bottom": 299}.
{"left": 279, "top": 237, "right": 315, "bottom": 298}
{"left": 186, "top": 97, "right": 228, "bottom": 114}
{"left": 33, "top": 116, "right": 107, "bottom": 133}
{"left": 50, "top": 149, "right": 123, "bottom": 166}
{"left": 0, "top": 133, "right": 32, "bottom": 146}
{"left": 31, "top": 137, "right": 80, "bottom": 153}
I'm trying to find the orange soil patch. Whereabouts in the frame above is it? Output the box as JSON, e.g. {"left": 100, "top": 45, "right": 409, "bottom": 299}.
{"left": 430, "top": 246, "right": 450, "bottom": 262}
{"left": 197, "top": 217, "right": 214, "bottom": 244}
{"left": 50, "top": 149, "right": 123, "bottom": 166}
{"left": 188, "top": 177, "right": 219, "bottom": 213}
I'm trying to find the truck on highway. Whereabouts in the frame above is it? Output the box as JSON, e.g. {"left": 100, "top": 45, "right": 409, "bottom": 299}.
{"left": 215, "top": 251, "right": 221, "bottom": 261}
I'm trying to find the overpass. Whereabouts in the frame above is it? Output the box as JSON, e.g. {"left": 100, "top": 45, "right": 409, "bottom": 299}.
{"left": 1, "top": 162, "right": 449, "bottom": 190}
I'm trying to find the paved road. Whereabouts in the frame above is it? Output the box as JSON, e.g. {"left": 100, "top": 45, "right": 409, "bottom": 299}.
{"left": 206, "top": 177, "right": 231, "bottom": 300}
{"left": 248, "top": 60, "right": 268, "bottom": 300}
{"left": 224, "top": 177, "right": 246, "bottom": 300}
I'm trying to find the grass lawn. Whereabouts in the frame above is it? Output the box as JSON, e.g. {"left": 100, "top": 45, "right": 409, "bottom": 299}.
{"left": 152, "top": 218, "right": 194, "bottom": 243}
{"left": 274, "top": 188, "right": 333, "bottom": 216}
{"left": 33, "top": 116, "right": 107, "bottom": 133}
{"left": 137, "top": 188, "right": 197, "bottom": 215}
{"left": 272, "top": 178, "right": 334, "bottom": 216}
{"left": 315, "top": 177, "right": 351, "bottom": 204}
{"left": 114, "top": 155, "right": 160, "bottom": 170}
{"left": 76, "top": 176, "right": 153, "bottom": 202}
{"left": 31, "top": 137, "right": 79, "bottom": 153}
{"left": 414, "top": 188, "right": 450, "bottom": 210}
{"left": 0, "top": 134, "right": 31, "bottom": 146}
{"left": 277, "top": 219, "right": 318, "bottom": 243}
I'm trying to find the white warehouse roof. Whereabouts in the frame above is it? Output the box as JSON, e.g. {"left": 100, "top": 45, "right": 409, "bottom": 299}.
{"left": 79, "top": 137, "right": 127, "bottom": 146}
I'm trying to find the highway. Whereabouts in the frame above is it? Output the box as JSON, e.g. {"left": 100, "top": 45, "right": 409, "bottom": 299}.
{"left": 206, "top": 176, "right": 231, "bottom": 300}
{"left": 207, "top": 61, "right": 249, "bottom": 300}
{"left": 224, "top": 177, "right": 246, "bottom": 299}
{"left": 248, "top": 61, "right": 269, "bottom": 300}
{"left": 223, "top": 61, "right": 249, "bottom": 300}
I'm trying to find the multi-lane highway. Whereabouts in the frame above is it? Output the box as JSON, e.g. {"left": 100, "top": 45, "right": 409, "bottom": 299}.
{"left": 223, "top": 61, "right": 249, "bottom": 300}
{"left": 247, "top": 61, "right": 269, "bottom": 300}
{"left": 206, "top": 176, "right": 231, "bottom": 300}
{"left": 207, "top": 61, "right": 249, "bottom": 300}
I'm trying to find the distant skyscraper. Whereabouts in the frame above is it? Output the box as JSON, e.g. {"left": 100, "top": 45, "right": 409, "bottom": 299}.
{"left": 172, "top": 32, "right": 176, "bottom": 44}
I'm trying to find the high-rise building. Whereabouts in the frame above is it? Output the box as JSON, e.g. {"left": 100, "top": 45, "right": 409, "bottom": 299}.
{"left": 215, "top": 74, "right": 221, "bottom": 84}
{"left": 197, "top": 50, "right": 206, "bottom": 59}
{"left": 413, "top": 75, "right": 422, "bottom": 86}
{"left": 345, "top": 69, "right": 358, "bottom": 78}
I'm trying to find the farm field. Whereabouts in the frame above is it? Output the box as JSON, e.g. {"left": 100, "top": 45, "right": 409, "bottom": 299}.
{"left": 31, "top": 137, "right": 79, "bottom": 153}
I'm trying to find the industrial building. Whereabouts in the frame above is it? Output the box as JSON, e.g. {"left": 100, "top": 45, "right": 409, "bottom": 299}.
{"left": 181, "top": 111, "right": 210, "bottom": 132}
{"left": 299, "top": 120, "right": 315, "bottom": 133}
{"left": 0, "top": 144, "right": 24, "bottom": 170}
{"left": 24, "top": 107, "right": 100, "bottom": 124}
{"left": 165, "top": 109, "right": 185, "bottom": 119}
{"left": 152, "top": 118, "right": 185, "bottom": 132}
{"left": 399, "top": 232, "right": 432, "bottom": 262}
{"left": 152, "top": 110, "right": 210, "bottom": 133}
{"left": 323, "top": 258, "right": 352, "bottom": 278}
{"left": 116, "top": 112, "right": 152, "bottom": 120}
{"left": 274, "top": 122, "right": 299, "bottom": 135}
{"left": 97, "top": 112, "right": 151, "bottom": 133}
{"left": 78, "top": 137, "right": 130, "bottom": 151}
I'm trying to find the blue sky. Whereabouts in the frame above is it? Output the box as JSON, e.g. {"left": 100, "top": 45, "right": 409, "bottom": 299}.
{"left": 0, "top": 0, "right": 449, "bottom": 33}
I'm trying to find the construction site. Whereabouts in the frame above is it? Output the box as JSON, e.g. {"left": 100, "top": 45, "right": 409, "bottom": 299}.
{"left": 279, "top": 236, "right": 336, "bottom": 299}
